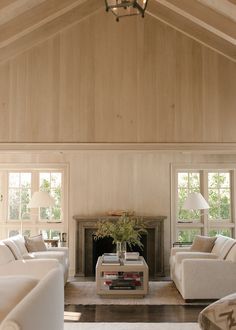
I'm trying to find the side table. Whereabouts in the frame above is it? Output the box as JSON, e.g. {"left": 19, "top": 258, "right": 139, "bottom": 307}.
{"left": 96, "top": 256, "right": 149, "bottom": 297}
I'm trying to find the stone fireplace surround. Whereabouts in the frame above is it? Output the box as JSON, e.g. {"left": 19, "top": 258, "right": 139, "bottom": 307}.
{"left": 73, "top": 215, "right": 166, "bottom": 278}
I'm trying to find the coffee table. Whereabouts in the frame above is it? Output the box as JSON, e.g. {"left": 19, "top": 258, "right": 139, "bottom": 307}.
{"left": 96, "top": 255, "right": 149, "bottom": 297}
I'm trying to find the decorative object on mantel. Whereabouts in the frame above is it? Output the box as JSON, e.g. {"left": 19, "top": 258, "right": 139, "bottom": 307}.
{"left": 107, "top": 210, "right": 135, "bottom": 216}
{"left": 94, "top": 213, "right": 147, "bottom": 260}
{"left": 105, "top": 0, "right": 149, "bottom": 22}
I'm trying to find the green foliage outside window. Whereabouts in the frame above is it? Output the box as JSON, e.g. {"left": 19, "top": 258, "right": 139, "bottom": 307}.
{"left": 176, "top": 171, "right": 232, "bottom": 243}
{"left": 208, "top": 172, "right": 231, "bottom": 221}
{"left": 208, "top": 229, "right": 231, "bottom": 237}
{"left": 40, "top": 173, "right": 62, "bottom": 221}
{"left": 177, "top": 172, "right": 200, "bottom": 222}
{"left": 8, "top": 173, "right": 31, "bottom": 220}
{"left": 178, "top": 229, "right": 201, "bottom": 243}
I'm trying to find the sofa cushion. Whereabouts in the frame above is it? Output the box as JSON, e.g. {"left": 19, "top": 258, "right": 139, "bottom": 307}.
{"left": 218, "top": 237, "right": 236, "bottom": 259}
{"left": 198, "top": 292, "right": 236, "bottom": 330}
{"left": 0, "top": 243, "right": 15, "bottom": 265}
{"left": 225, "top": 244, "right": 236, "bottom": 262}
{"left": 2, "top": 239, "right": 22, "bottom": 260}
{"left": 10, "top": 235, "right": 28, "bottom": 255}
{"left": 190, "top": 235, "right": 216, "bottom": 252}
{"left": 24, "top": 235, "right": 47, "bottom": 252}
{"left": 0, "top": 275, "right": 38, "bottom": 322}
{"left": 211, "top": 235, "right": 229, "bottom": 256}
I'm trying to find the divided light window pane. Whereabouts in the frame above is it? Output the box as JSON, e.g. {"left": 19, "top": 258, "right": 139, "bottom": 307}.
{"left": 177, "top": 172, "right": 200, "bottom": 222}
{"left": 208, "top": 172, "right": 231, "bottom": 221}
{"left": 8, "top": 173, "right": 31, "bottom": 220}
{"left": 39, "top": 172, "right": 62, "bottom": 221}
{"left": 178, "top": 229, "right": 201, "bottom": 242}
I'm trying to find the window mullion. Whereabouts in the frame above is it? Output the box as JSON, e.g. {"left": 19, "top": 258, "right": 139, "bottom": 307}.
{"left": 201, "top": 170, "right": 208, "bottom": 236}
{"left": 30, "top": 171, "right": 38, "bottom": 224}
{"left": 231, "top": 170, "right": 236, "bottom": 238}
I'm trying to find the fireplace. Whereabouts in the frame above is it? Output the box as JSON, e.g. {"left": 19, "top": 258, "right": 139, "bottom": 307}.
{"left": 73, "top": 215, "right": 166, "bottom": 278}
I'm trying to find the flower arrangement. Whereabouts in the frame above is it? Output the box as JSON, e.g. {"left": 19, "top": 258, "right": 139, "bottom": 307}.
{"left": 93, "top": 213, "right": 147, "bottom": 249}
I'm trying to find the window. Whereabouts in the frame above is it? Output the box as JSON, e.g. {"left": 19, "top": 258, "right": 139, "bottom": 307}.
{"left": 39, "top": 172, "right": 62, "bottom": 221}
{"left": 8, "top": 172, "right": 31, "bottom": 220}
{"left": 0, "top": 165, "right": 68, "bottom": 240}
{"left": 208, "top": 172, "right": 231, "bottom": 221}
{"left": 177, "top": 172, "right": 200, "bottom": 222}
{"left": 172, "top": 165, "right": 235, "bottom": 244}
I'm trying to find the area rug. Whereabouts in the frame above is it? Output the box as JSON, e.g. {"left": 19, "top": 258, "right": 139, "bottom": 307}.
{"left": 65, "top": 281, "right": 186, "bottom": 305}
{"left": 64, "top": 322, "right": 201, "bottom": 330}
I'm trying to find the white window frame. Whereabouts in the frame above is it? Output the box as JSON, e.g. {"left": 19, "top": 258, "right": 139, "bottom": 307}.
{"left": 171, "top": 163, "right": 236, "bottom": 245}
{"left": 0, "top": 163, "right": 69, "bottom": 240}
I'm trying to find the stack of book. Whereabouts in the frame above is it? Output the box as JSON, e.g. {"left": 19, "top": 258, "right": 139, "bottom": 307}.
{"left": 125, "top": 252, "right": 140, "bottom": 260}
{"left": 103, "top": 271, "right": 142, "bottom": 289}
{"left": 109, "top": 279, "right": 136, "bottom": 290}
{"left": 102, "top": 253, "right": 120, "bottom": 265}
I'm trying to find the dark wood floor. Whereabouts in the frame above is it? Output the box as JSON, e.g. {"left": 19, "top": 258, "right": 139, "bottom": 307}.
{"left": 66, "top": 276, "right": 209, "bottom": 323}
{"left": 64, "top": 304, "right": 206, "bottom": 322}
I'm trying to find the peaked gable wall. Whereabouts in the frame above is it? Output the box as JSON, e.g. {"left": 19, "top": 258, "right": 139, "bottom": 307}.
{"left": 0, "top": 10, "right": 235, "bottom": 143}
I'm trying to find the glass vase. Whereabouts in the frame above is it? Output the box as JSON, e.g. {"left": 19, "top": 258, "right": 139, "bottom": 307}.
{"left": 116, "top": 241, "right": 127, "bottom": 261}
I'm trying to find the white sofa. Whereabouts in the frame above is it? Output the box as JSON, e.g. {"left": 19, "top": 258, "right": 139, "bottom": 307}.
{"left": 3, "top": 234, "right": 69, "bottom": 283}
{"left": 170, "top": 235, "right": 236, "bottom": 300}
{"left": 0, "top": 242, "right": 64, "bottom": 330}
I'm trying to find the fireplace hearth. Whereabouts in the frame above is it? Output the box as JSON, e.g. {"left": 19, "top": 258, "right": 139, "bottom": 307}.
{"left": 73, "top": 215, "right": 166, "bottom": 278}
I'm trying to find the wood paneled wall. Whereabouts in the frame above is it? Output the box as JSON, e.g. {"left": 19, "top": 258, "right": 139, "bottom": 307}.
{"left": 0, "top": 10, "right": 236, "bottom": 143}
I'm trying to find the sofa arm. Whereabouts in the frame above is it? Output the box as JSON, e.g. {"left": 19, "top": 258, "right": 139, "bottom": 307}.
{"left": 182, "top": 259, "right": 236, "bottom": 299}
{"left": 170, "top": 247, "right": 191, "bottom": 257}
{"left": 0, "top": 259, "right": 60, "bottom": 279}
{"left": 175, "top": 252, "right": 218, "bottom": 264}
{"left": 47, "top": 246, "right": 68, "bottom": 258}
{"left": 0, "top": 267, "right": 64, "bottom": 330}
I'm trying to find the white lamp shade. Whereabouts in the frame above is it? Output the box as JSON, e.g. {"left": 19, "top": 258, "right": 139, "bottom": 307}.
{"left": 28, "top": 191, "right": 55, "bottom": 208}
{"left": 183, "top": 192, "right": 209, "bottom": 210}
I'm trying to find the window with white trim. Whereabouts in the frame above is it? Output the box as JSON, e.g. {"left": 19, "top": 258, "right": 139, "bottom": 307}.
{"left": 172, "top": 165, "right": 235, "bottom": 244}
{"left": 0, "top": 165, "right": 68, "bottom": 241}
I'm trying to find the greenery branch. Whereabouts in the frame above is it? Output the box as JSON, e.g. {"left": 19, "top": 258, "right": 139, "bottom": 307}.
{"left": 93, "top": 213, "right": 147, "bottom": 249}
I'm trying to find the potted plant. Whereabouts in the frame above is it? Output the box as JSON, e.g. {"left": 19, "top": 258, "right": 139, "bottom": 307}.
{"left": 94, "top": 213, "right": 147, "bottom": 258}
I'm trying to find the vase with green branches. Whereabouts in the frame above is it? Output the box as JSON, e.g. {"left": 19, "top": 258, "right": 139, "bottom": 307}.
{"left": 94, "top": 213, "right": 147, "bottom": 259}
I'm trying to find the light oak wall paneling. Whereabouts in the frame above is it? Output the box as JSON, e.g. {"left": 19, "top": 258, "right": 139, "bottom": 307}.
{"left": 148, "top": 0, "right": 236, "bottom": 62}
{"left": 93, "top": 13, "right": 139, "bottom": 142}
{"left": 0, "top": 0, "right": 104, "bottom": 64}
{"left": 0, "top": 0, "right": 18, "bottom": 11}
{"left": 0, "top": 0, "right": 84, "bottom": 47}
{"left": 202, "top": 47, "right": 220, "bottom": 142}
{"left": 0, "top": 9, "right": 236, "bottom": 143}
{"left": 10, "top": 36, "right": 60, "bottom": 142}
{"left": 9, "top": 54, "right": 29, "bottom": 142}
{"left": 0, "top": 63, "right": 10, "bottom": 141}
{"left": 59, "top": 17, "right": 96, "bottom": 142}
{"left": 219, "top": 56, "right": 236, "bottom": 142}
{"left": 175, "top": 34, "right": 204, "bottom": 142}
{"left": 162, "top": 0, "right": 236, "bottom": 42}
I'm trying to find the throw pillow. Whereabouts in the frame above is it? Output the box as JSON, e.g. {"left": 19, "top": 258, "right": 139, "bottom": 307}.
{"left": 198, "top": 293, "right": 236, "bottom": 330}
{"left": 24, "top": 234, "right": 47, "bottom": 252}
{"left": 190, "top": 235, "right": 216, "bottom": 253}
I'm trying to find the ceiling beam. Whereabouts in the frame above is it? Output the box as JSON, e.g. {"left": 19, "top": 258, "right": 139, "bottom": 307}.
{"left": 0, "top": 0, "right": 18, "bottom": 11}
{"left": 0, "top": 0, "right": 47, "bottom": 26}
{"left": 0, "top": 0, "right": 90, "bottom": 48}
{"left": 162, "top": 0, "right": 236, "bottom": 42}
{"left": 148, "top": 0, "right": 236, "bottom": 62}
{"left": 0, "top": 0, "right": 104, "bottom": 64}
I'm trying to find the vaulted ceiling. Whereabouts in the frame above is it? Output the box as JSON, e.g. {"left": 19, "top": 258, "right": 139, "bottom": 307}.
{"left": 0, "top": 0, "right": 235, "bottom": 63}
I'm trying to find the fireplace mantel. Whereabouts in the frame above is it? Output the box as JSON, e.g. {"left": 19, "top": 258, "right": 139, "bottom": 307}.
{"left": 73, "top": 215, "right": 166, "bottom": 278}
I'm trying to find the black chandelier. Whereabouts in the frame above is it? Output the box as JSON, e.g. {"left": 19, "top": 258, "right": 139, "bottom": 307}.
{"left": 105, "top": 0, "right": 149, "bottom": 22}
